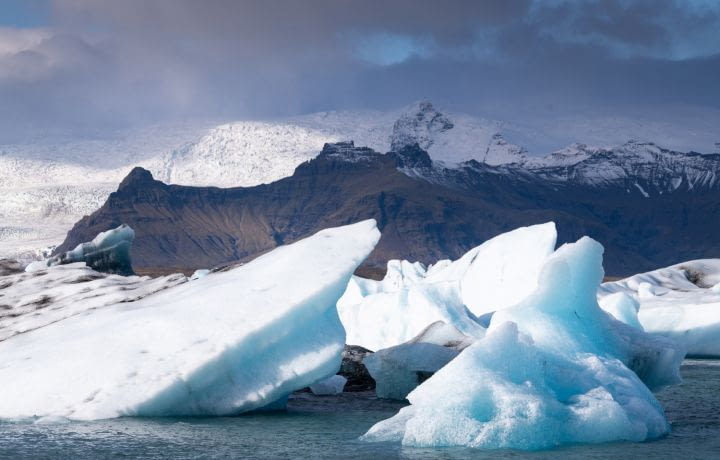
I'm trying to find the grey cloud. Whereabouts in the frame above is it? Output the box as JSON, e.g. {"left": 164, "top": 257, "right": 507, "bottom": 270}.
{"left": 0, "top": 0, "right": 717, "bottom": 143}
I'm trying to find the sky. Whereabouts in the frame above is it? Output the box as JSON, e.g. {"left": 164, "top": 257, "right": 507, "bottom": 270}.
{"left": 0, "top": 0, "right": 719, "bottom": 146}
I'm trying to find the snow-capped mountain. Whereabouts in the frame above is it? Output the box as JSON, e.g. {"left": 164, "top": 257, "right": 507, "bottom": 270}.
{"left": 1, "top": 100, "right": 719, "bottom": 261}
{"left": 0, "top": 101, "right": 519, "bottom": 260}
{"left": 389, "top": 101, "right": 526, "bottom": 166}
{"left": 157, "top": 101, "right": 525, "bottom": 188}
{"left": 528, "top": 140, "right": 720, "bottom": 195}
{"left": 57, "top": 142, "right": 720, "bottom": 277}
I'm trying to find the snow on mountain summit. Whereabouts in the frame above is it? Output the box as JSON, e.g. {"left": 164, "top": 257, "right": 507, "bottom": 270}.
{"left": 529, "top": 140, "right": 720, "bottom": 194}
{"left": 1, "top": 102, "right": 718, "bottom": 261}
{"left": 154, "top": 101, "right": 524, "bottom": 188}
{"left": 389, "top": 101, "right": 526, "bottom": 165}
{"left": 390, "top": 101, "right": 455, "bottom": 151}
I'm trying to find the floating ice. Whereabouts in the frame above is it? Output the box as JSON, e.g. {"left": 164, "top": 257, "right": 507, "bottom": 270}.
{"left": 364, "top": 342, "right": 458, "bottom": 401}
{"left": 190, "top": 269, "right": 210, "bottom": 280}
{"left": 408, "top": 320, "right": 475, "bottom": 349}
{"left": 600, "top": 259, "right": 720, "bottom": 357}
{"left": 363, "top": 322, "right": 472, "bottom": 401}
{"left": 26, "top": 224, "right": 135, "bottom": 275}
{"left": 338, "top": 278, "right": 483, "bottom": 351}
{"left": 451, "top": 222, "right": 557, "bottom": 316}
{"left": 0, "top": 220, "right": 379, "bottom": 420}
{"left": 598, "top": 292, "right": 643, "bottom": 330}
{"left": 309, "top": 375, "right": 347, "bottom": 395}
{"left": 363, "top": 237, "right": 683, "bottom": 450}
{"left": 338, "top": 223, "right": 556, "bottom": 351}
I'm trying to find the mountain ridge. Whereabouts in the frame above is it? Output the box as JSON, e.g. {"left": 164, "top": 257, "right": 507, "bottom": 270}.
{"left": 55, "top": 141, "right": 720, "bottom": 277}
{"left": 4, "top": 101, "right": 719, "bottom": 261}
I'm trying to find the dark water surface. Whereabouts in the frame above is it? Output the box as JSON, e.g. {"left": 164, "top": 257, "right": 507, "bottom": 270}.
{"left": 1, "top": 360, "right": 718, "bottom": 459}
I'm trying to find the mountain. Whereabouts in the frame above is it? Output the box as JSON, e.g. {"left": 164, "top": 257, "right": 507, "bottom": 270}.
{"left": 0, "top": 102, "right": 516, "bottom": 261}
{"left": 528, "top": 140, "right": 720, "bottom": 194}
{"left": 3, "top": 101, "right": 719, "bottom": 262}
{"left": 55, "top": 141, "right": 720, "bottom": 277}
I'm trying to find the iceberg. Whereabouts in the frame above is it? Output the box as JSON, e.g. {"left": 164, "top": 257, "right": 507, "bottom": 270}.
{"left": 309, "top": 375, "right": 347, "bottom": 395}
{"left": 450, "top": 222, "right": 557, "bottom": 316}
{"left": 0, "top": 220, "right": 380, "bottom": 420}
{"left": 26, "top": 224, "right": 136, "bottom": 276}
{"left": 337, "top": 223, "right": 556, "bottom": 351}
{"left": 600, "top": 259, "right": 720, "bottom": 357}
{"left": 363, "top": 322, "right": 472, "bottom": 400}
{"left": 364, "top": 343, "right": 458, "bottom": 401}
{"left": 598, "top": 292, "right": 643, "bottom": 330}
{"left": 362, "top": 237, "right": 683, "bottom": 450}
{"left": 190, "top": 268, "right": 211, "bottom": 280}
{"left": 0, "top": 263, "right": 187, "bottom": 342}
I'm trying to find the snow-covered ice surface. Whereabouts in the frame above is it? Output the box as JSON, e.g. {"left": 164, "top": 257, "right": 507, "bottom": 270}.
{"left": 0, "top": 264, "right": 188, "bottom": 342}
{"left": 0, "top": 220, "right": 380, "bottom": 420}
{"left": 337, "top": 223, "right": 556, "bottom": 351}
{"left": 600, "top": 259, "right": 720, "bottom": 358}
{"left": 362, "top": 237, "right": 684, "bottom": 450}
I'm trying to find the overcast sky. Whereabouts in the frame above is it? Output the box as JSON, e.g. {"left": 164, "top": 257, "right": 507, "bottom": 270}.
{"left": 1, "top": 0, "right": 719, "bottom": 144}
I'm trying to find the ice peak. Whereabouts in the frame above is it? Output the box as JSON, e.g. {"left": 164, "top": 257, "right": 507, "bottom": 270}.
{"left": 390, "top": 101, "right": 454, "bottom": 152}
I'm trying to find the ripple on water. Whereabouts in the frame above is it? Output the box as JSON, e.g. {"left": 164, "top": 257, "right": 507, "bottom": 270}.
{"left": 0, "top": 361, "right": 718, "bottom": 459}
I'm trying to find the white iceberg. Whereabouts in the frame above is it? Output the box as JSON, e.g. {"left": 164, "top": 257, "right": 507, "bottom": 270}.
{"left": 362, "top": 237, "right": 683, "bottom": 450}
{"left": 364, "top": 342, "right": 458, "bottom": 401}
{"left": 600, "top": 259, "right": 720, "bottom": 357}
{"left": 190, "top": 268, "right": 211, "bottom": 280}
{"left": 26, "top": 224, "right": 135, "bottom": 275}
{"left": 309, "top": 375, "right": 347, "bottom": 395}
{"left": 451, "top": 222, "right": 557, "bottom": 317}
{"left": 0, "top": 220, "right": 380, "bottom": 420}
{"left": 363, "top": 322, "right": 472, "bottom": 401}
{"left": 598, "top": 292, "right": 643, "bottom": 330}
{"left": 337, "top": 223, "right": 556, "bottom": 351}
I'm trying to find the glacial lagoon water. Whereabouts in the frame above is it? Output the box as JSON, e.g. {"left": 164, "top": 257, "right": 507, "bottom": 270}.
{"left": 1, "top": 360, "right": 718, "bottom": 459}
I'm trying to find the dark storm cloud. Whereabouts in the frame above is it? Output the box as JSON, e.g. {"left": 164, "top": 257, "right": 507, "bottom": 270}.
{"left": 0, "top": 0, "right": 719, "bottom": 141}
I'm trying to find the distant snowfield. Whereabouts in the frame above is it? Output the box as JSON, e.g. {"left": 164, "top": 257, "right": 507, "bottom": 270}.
{"left": 2, "top": 102, "right": 719, "bottom": 261}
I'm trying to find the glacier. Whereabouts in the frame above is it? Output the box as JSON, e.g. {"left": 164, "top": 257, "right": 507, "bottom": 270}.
{"left": 362, "top": 236, "right": 683, "bottom": 450}
{"left": 0, "top": 220, "right": 379, "bottom": 420}
{"left": 337, "top": 223, "right": 556, "bottom": 351}
{"left": 600, "top": 259, "right": 720, "bottom": 357}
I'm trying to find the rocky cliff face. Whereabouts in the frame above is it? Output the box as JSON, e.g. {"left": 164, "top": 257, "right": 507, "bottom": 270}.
{"left": 56, "top": 142, "right": 720, "bottom": 276}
